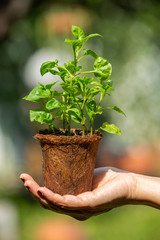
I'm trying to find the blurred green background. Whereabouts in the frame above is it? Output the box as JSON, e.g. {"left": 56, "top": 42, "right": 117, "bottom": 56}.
{"left": 0, "top": 0, "right": 160, "bottom": 239}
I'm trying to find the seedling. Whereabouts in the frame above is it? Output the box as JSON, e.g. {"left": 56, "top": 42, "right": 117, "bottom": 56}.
{"left": 23, "top": 25, "right": 125, "bottom": 136}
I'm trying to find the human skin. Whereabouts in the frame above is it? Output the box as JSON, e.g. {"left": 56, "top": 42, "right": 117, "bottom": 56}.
{"left": 20, "top": 167, "right": 160, "bottom": 221}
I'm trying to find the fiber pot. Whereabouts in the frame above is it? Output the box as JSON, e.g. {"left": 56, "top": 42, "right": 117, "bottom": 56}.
{"left": 35, "top": 131, "right": 102, "bottom": 195}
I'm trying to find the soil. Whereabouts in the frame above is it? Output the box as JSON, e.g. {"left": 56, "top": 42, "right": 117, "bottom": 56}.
{"left": 35, "top": 129, "right": 103, "bottom": 195}
{"left": 38, "top": 128, "right": 101, "bottom": 137}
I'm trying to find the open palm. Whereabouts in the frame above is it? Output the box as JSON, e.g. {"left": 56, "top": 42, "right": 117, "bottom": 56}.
{"left": 20, "top": 167, "right": 135, "bottom": 221}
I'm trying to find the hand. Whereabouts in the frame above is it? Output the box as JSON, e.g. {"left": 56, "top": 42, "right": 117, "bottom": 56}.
{"left": 20, "top": 167, "right": 137, "bottom": 221}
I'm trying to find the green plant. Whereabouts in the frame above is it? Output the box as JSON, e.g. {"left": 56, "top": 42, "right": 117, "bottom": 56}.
{"left": 23, "top": 25, "right": 125, "bottom": 136}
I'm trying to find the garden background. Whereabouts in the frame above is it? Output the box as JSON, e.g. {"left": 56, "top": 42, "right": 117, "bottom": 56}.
{"left": 0, "top": 0, "right": 160, "bottom": 239}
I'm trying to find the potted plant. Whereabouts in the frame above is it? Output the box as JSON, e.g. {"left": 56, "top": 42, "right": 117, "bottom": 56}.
{"left": 23, "top": 26, "right": 125, "bottom": 195}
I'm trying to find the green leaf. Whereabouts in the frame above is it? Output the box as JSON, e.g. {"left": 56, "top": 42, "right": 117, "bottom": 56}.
{"left": 65, "top": 39, "right": 83, "bottom": 49}
{"left": 100, "top": 122, "right": 121, "bottom": 135}
{"left": 83, "top": 77, "right": 94, "bottom": 85}
{"left": 23, "top": 86, "right": 51, "bottom": 102}
{"left": 96, "top": 105, "right": 103, "bottom": 115}
{"left": 67, "top": 108, "right": 82, "bottom": 123}
{"left": 74, "top": 97, "right": 83, "bottom": 104}
{"left": 30, "top": 109, "right": 53, "bottom": 124}
{"left": 106, "top": 106, "right": 126, "bottom": 117}
{"left": 49, "top": 69, "right": 59, "bottom": 75}
{"left": 40, "top": 60, "right": 58, "bottom": 76}
{"left": 83, "top": 34, "right": 102, "bottom": 45}
{"left": 38, "top": 81, "right": 59, "bottom": 90}
{"left": 72, "top": 25, "right": 85, "bottom": 40}
{"left": 90, "top": 81, "right": 102, "bottom": 86}
{"left": 46, "top": 99, "right": 61, "bottom": 110}
{"left": 86, "top": 100, "right": 96, "bottom": 111}
{"left": 77, "top": 80, "right": 84, "bottom": 93}
{"left": 57, "top": 67, "right": 68, "bottom": 81}
{"left": 106, "top": 86, "right": 114, "bottom": 91}
{"left": 94, "top": 57, "right": 112, "bottom": 81}
{"left": 89, "top": 87, "right": 101, "bottom": 98}
{"left": 101, "top": 82, "right": 114, "bottom": 91}
{"left": 60, "top": 83, "right": 72, "bottom": 94}
{"left": 46, "top": 81, "right": 59, "bottom": 89}
{"left": 76, "top": 77, "right": 93, "bottom": 92}
{"left": 65, "top": 61, "right": 82, "bottom": 74}
{"left": 107, "top": 79, "right": 113, "bottom": 86}
{"left": 51, "top": 90, "right": 62, "bottom": 97}
{"left": 83, "top": 49, "right": 98, "bottom": 59}
{"left": 85, "top": 33, "right": 102, "bottom": 41}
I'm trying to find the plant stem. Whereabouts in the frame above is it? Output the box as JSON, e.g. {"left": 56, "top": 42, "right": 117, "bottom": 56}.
{"left": 90, "top": 119, "right": 94, "bottom": 136}
{"left": 74, "top": 50, "right": 77, "bottom": 66}
{"left": 80, "top": 92, "right": 87, "bottom": 135}
{"left": 80, "top": 70, "right": 95, "bottom": 74}
{"left": 63, "top": 114, "right": 65, "bottom": 132}
{"left": 90, "top": 91, "right": 106, "bottom": 135}
{"left": 81, "top": 120, "right": 85, "bottom": 136}
{"left": 67, "top": 118, "right": 71, "bottom": 135}
{"left": 57, "top": 66, "right": 71, "bottom": 78}
{"left": 82, "top": 125, "right": 85, "bottom": 136}
{"left": 49, "top": 124, "right": 55, "bottom": 133}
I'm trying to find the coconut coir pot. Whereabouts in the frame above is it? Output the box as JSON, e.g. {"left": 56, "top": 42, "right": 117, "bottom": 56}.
{"left": 35, "top": 131, "right": 102, "bottom": 195}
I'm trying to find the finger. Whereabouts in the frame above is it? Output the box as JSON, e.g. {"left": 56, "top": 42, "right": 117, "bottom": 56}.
{"left": 37, "top": 187, "right": 80, "bottom": 208}
{"left": 37, "top": 188, "right": 78, "bottom": 213}
{"left": 37, "top": 187, "right": 93, "bottom": 220}
{"left": 20, "top": 173, "right": 35, "bottom": 183}
{"left": 38, "top": 187, "right": 96, "bottom": 209}
{"left": 24, "top": 180, "right": 49, "bottom": 206}
{"left": 20, "top": 173, "right": 40, "bottom": 196}
{"left": 20, "top": 173, "right": 48, "bottom": 204}
{"left": 37, "top": 187, "right": 67, "bottom": 206}
{"left": 24, "top": 179, "right": 40, "bottom": 196}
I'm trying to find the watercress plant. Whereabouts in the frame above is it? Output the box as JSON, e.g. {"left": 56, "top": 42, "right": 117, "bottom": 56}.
{"left": 23, "top": 25, "right": 125, "bottom": 136}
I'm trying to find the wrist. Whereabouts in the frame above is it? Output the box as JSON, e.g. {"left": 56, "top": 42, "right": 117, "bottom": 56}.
{"left": 130, "top": 173, "right": 160, "bottom": 209}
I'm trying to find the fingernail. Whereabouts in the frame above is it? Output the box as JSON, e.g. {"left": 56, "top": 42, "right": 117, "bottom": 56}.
{"left": 26, "top": 186, "right": 30, "bottom": 192}
{"left": 38, "top": 190, "right": 43, "bottom": 197}
{"left": 20, "top": 178, "right": 25, "bottom": 183}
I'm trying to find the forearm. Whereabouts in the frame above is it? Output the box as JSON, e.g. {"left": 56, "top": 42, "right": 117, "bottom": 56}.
{"left": 131, "top": 173, "right": 160, "bottom": 209}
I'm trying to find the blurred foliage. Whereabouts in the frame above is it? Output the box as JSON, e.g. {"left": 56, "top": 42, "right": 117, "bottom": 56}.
{"left": 1, "top": 191, "right": 160, "bottom": 240}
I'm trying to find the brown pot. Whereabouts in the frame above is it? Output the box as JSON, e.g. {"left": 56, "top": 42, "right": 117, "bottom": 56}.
{"left": 35, "top": 132, "right": 102, "bottom": 195}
